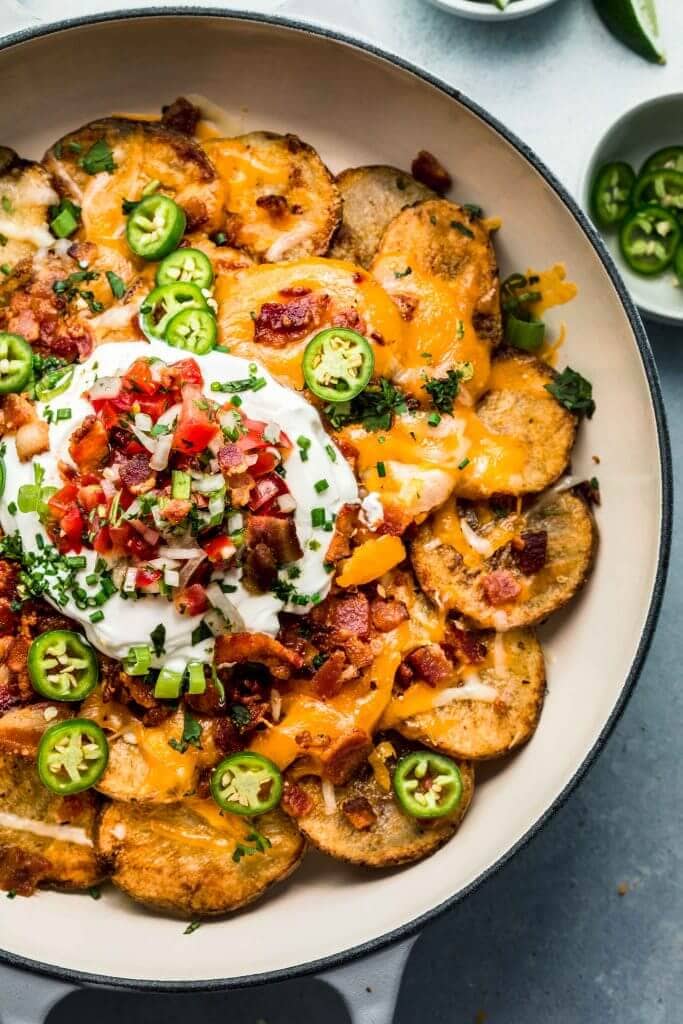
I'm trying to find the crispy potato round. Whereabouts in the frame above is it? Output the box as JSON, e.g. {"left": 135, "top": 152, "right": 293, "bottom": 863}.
{"left": 0, "top": 149, "right": 58, "bottom": 270}
{"left": 97, "top": 798, "right": 305, "bottom": 916}
{"left": 0, "top": 746, "right": 104, "bottom": 894}
{"left": 412, "top": 488, "right": 597, "bottom": 630}
{"left": 473, "top": 348, "right": 579, "bottom": 497}
{"left": 329, "top": 165, "right": 434, "bottom": 268}
{"left": 293, "top": 757, "right": 474, "bottom": 867}
{"left": 204, "top": 132, "right": 341, "bottom": 261}
{"left": 395, "top": 629, "right": 546, "bottom": 759}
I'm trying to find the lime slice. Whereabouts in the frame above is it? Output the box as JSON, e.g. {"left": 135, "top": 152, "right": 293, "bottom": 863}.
{"left": 594, "top": 0, "right": 666, "bottom": 64}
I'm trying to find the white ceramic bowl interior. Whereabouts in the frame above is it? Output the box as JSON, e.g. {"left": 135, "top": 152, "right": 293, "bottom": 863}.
{"left": 581, "top": 93, "right": 683, "bottom": 325}
{"left": 423, "top": 0, "right": 564, "bottom": 22}
{"left": 0, "top": 12, "right": 668, "bottom": 989}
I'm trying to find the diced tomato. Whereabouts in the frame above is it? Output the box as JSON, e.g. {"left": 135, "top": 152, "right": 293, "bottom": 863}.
{"left": 249, "top": 473, "right": 286, "bottom": 511}
{"left": 77, "top": 484, "right": 105, "bottom": 512}
{"left": 92, "top": 526, "right": 112, "bottom": 554}
{"left": 124, "top": 359, "right": 157, "bottom": 395}
{"left": 203, "top": 535, "right": 237, "bottom": 564}
{"left": 250, "top": 449, "right": 279, "bottom": 477}
{"left": 59, "top": 506, "right": 85, "bottom": 553}
{"left": 136, "top": 567, "right": 162, "bottom": 589}
{"left": 172, "top": 387, "right": 219, "bottom": 454}
{"left": 175, "top": 583, "right": 208, "bottom": 616}
{"left": 162, "top": 358, "right": 204, "bottom": 390}
{"left": 108, "top": 523, "right": 157, "bottom": 562}
{"left": 236, "top": 429, "right": 269, "bottom": 453}
{"left": 47, "top": 483, "right": 78, "bottom": 521}
{"left": 136, "top": 393, "right": 169, "bottom": 421}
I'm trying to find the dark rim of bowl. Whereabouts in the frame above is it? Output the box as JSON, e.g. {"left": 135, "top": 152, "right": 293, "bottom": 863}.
{"left": 0, "top": 5, "right": 673, "bottom": 995}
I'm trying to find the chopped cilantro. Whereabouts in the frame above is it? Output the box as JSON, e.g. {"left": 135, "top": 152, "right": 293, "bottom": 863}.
{"left": 150, "top": 623, "right": 166, "bottom": 657}
{"left": 546, "top": 367, "right": 595, "bottom": 418}
{"left": 423, "top": 365, "right": 473, "bottom": 414}
{"left": 451, "top": 219, "right": 474, "bottom": 238}
{"left": 232, "top": 828, "right": 272, "bottom": 863}
{"left": 184, "top": 921, "right": 201, "bottom": 935}
{"left": 168, "top": 709, "right": 203, "bottom": 754}
{"left": 79, "top": 138, "right": 116, "bottom": 176}
{"left": 324, "top": 378, "right": 410, "bottom": 432}
{"left": 229, "top": 704, "right": 251, "bottom": 729}
{"left": 106, "top": 270, "right": 126, "bottom": 299}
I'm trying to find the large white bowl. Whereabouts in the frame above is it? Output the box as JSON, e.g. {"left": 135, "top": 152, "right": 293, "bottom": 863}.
{"left": 423, "top": 0, "right": 565, "bottom": 22}
{"left": 0, "top": 7, "right": 671, "bottom": 995}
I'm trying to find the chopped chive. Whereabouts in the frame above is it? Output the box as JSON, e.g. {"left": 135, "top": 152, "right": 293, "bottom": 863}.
{"left": 56, "top": 408, "right": 72, "bottom": 421}
{"left": 324, "top": 444, "right": 337, "bottom": 462}
{"left": 428, "top": 412, "right": 441, "bottom": 426}
{"left": 311, "top": 507, "right": 325, "bottom": 528}
{"left": 308, "top": 539, "right": 320, "bottom": 551}
{"left": 89, "top": 610, "right": 104, "bottom": 623}
{"left": 297, "top": 435, "right": 311, "bottom": 462}
{"left": 458, "top": 457, "right": 470, "bottom": 470}
{"left": 376, "top": 461, "right": 386, "bottom": 478}
{"left": 314, "top": 479, "right": 329, "bottom": 494}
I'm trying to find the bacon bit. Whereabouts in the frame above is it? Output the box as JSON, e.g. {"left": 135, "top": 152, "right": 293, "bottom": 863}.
{"left": 281, "top": 780, "right": 314, "bottom": 818}
{"left": 0, "top": 844, "right": 51, "bottom": 896}
{"left": 228, "top": 472, "right": 254, "bottom": 507}
{"left": 256, "top": 194, "right": 289, "bottom": 219}
{"left": 174, "top": 583, "right": 208, "bottom": 617}
{"left": 322, "top": 730, "right": 372, "bottom": 786}
{"left": 68, "top": 415, "right": 110, "bottom": 473}
{"left": 217, "top": 443, "right": 251, "bottom": 476}
{"left": 119, "top": 454, "right": 155, "bottom": 494}
{"left": 446, "top": 625, "right": 487, "bottom": 665}
{"left": 253, "top": 292, "right": 329, "bottom": 348}
{"left": 2, "top": 394, "right": 35, "bottom": 432}
{"left": 392, "top": 293, "right": 419, "bottom": 322}
{"left": 329, "top": 593, "right": 370, "bottom": 639}
{"left": 0, "top": 599, "right": 17, "bottom": 637}
{"left": 407, "top": 644, "right": 454, "bottom": 685}
{"left": 411, "top": 150, "right": 452, "bottom": 194}
{"left": 331, "top": 309, "right": 367, "bottom": 334}
{"left": 279, "top": 286, "right": 311, "bottom": 298}
{"left": 341, "top": 796, "right": 377, "bottom": 831}
{"left": 368, "top": 740, "right": 396, "bottom": 792}
{"left": 159, "top": 498, "right": 192, "bottom": 525}
{"left": 481, "top": 570, "right": 522, "bottom": 606}
{"left": 161, "top": 95, "right": 201, "bottom": 136}
{"left": 370, "top": 598, "right": 408, "bottom": 633}
{"left": 243, "top": 543, "right": 278, "bottom": 593}
{"left": 325, "top": 503, "right": 359, "bottom": 563}
{"left": 246, "top": 516, "right": 303, "bottom": 564}
{"left": 313, "top": 650, "right": 348, "bottom": 699}
{"left": 214, "top": 632, "right": 303, "bottom": 680}
{"left": 395, "top": 660, "right": 414, "bottom": 691}
{"left": 513, "top": 531, "right": 548, "bottom": 576}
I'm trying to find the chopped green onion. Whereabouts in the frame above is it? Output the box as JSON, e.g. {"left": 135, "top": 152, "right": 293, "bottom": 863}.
{"left": 56, "top": 408, "right": 71, "bottom": 421}
{"left": 428, "top": 412, "right": 441, "bottom": 426}
{"left": 154, "top": 665, "right": 184, "bottom": 699}
{"left": 324, "top": 444, "right": 337, "bottom": 462}
{"left": 89, "top": 610, "right": 104, "bottom": 624}
{"left": 124, "top": 644, "right": 152, "bottom": 676}
{"left": 171, "top": 470, "right": 191, "bottom": 500}
{"left": 311, "top": 507, "right": 326, "bottom": 528}
{"left": 314, "top": 479, "right": 329, "bottom": 494}
{"left": 297, "top": 435, "right": 311, "bottom": 462}
{"left": 187, "top": 661, "right": 207, "bottom": 695}
{"left": 376, "top": 461, "right": 386, "bottom": 478}
{"left": 458, "top": 457, "right": 470, "bottom": 470}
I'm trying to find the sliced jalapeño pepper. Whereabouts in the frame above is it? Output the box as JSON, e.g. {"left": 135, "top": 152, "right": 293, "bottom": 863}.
{"left": 37, "top": 719, "right": 108, "bottom": 795}
{"left": 210, "top": 751, "right": 283, "bottom": 816}
{"left": 393, "top": 750, "right": 463, "bottom": 820}
{"left": 619, "top": 205, "right": 681, "bottom": 275}
{"left": 156, "top": 248, "right": 214, "bottom": 290}
{"left": 302, "top": 327, "right": 374, "bottom": 402}
{"left": 675, "top": 244, "right": 683, "bottom": 285}
{"left": 139, "top": 282, "right": 208, "bottom": 342}
{"left": 632, "top": 168, "right": 683, "bottom": 215}
{"left": 0, "top": 333, "right": 33, "bottom": 394}
{"left": 165, "top": 306, "right": 217, "bottom": 354}
{"left": 35, "top": 364, "right": 74, "bottom": 402}
{"left": 590, "top": 161, "right": 635, "bottom": 228}
{"left": 641, "top": 146, "right": 683, "bottom": 177}
{"left": 28, "top": 629, "right": 99, "bottom": 701}
{"left": 126, "top": 194, "right": 186, "bottom": 261}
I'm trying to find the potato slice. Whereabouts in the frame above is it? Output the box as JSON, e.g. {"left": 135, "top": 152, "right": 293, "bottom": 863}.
{"left": 293, "top": 756, "right": 474, "bottom": 867}
{"left": 97, "top": 798, "right": 305, "bottom": 916}
{"left": 329, "top": 165, "right": 433, "bottom": 268}
{"left": 0, "top": 149, "right": 58, "bottom": 270}
{"left": 371, "top": 198, "right": 502, "bottom": 402}
{"left": 388, "top": 629, "right": 546, "bottom": 760}
{"left": 473, "top": 348, "right": 579, "bottom": 497}
{"left": 204, "top": 132, "right": 341, "bottom": 261}
{"left": 0, "top": 746, "right": 103, "bottom": 894}
{"left": 411, "top": 488, "right": 597, "bottom": 630}
{"left": 43, "top": 117, "right": 223, "bottom": 284}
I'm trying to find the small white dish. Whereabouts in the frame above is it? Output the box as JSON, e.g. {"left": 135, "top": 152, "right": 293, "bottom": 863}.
{"left": 423, "top": 0, "right": 564, "bottom": 22}
{"left": 581, "top": 93, "right": 683, "bottom": 325}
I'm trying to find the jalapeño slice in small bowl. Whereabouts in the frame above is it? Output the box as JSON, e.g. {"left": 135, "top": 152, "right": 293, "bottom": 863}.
{"left": 641, "top": 146, "right": 683, "bottom": 177}
{"left": 0, "top": 332, "right": 33, "bottom": 394}
{"left": 165, "top": 306, "right": 217, "bottom": 354}
{"left": 619, "top": 205, "right": 681, "bottom": 275}
{"left": 631, "top": 168, "right": 683, "bottom": 216}
{"left": 37, "top": 719, "right": 108, "bottom": 795}
{"left": 393, "top": 750, "right": 463, "bottom": 820}
{"left": 210, "top": 751, "right": 283, "bottom": 816}
{"left": 302, "top": 327, "right": 374, "bottom": 402}
{"left": 28, "top": 629, "right": 99, "bottom": 702}
{"left": 156, "top": 247, "right": 214, "bottom": 290}
{"left": 126, "top": 194, "right": 186, "bottom": 261}
{"left": 590, "top": 161, "right": 635, "bottom": 228}
{"left": 139, "top": 282, "right": 208, "bottom": 342}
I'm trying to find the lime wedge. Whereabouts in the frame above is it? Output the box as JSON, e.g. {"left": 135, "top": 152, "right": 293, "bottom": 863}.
{"left": 594, "top": 0, "right": 666, "bottom": 64}
{"left": 494, "top": 0, "right": 510, "bottom": 9}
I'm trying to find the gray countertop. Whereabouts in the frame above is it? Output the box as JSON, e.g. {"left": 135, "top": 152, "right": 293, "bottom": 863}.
{"left": 2, "top": 1, "right": 681, "bottom": 1021}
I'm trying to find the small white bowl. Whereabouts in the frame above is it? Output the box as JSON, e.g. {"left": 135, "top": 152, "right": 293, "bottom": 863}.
{"left": 423, "top": 0, "right": 564, "bottom": 21}
{"left": 581, "top": 93, "right": 683, "bottom": 325}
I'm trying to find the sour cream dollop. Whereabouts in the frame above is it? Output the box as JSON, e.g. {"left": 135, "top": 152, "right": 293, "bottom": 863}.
{"left": 0, "top": 341, "right": 358, "bottom": 668}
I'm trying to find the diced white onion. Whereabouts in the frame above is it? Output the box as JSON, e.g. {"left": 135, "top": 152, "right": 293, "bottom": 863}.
{"left": 270, "top": 688, "right": 282, "bottom": 723}
{"left": 156, "top": 402, "right": 182, "bottom": 429}
{"left": 148, "top": 556, "right": 180, "bottom": 570}
{"left": 218, "top": 409, "right": 241, "bottom": 433}
{"left": 277, "top": 494, "right": 296, "bottom": 513}
{"left": 102, "top": 464, "right": 121, "bottom": 483}
{"left": 192, "top": 473, "right": 224, "bottom": 494}
{"left": 100, "top": 478, "right": 116, "bottom": 500}
{"left": 321, "top": 778, "right": 337, "bottom": 816}
{"left": 206, "top": 582, "right": 244, "bottom": 629}
{"left": 158, "top": 546, "right": 204, "bottom": 560}
{"left": 263, "top": 422, "right": 281, "bottom": 444}
{"left": 89, "top": 376, "right": 121, "bottom": 401}
{"left": 123, "top": 567, "right": 138, "bottom": 592}
{"left": 178, "top": 553, "right": 207, "bottom": 588}
{"left": 164, "top": 568, "right": 180, "bottom": 587}
{"left": 204, "top": 608, "right": 227, "bottom": 636}
{"left": 129, "top": 423, "right": 157, "bottom": 453}
{"left": 227, "top": 512, "right": 243, "bottom": 533}
{"left": 208, "top": 493, "right": 225, "bottom": 519}
{"left": 460, "top": 519, "right": 494, "bottom": 556}
{"left": 134, "top": 412, "right": 152, "bottom": 432}
{"left": 150, "top": 433, "right": 173, "bottom": 471}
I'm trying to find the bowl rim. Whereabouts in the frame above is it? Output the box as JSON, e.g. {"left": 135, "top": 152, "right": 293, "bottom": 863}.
{"left": 579, "top": 90, "right": 683, "bottom": 325}
{"left": 424, "top": 0, "right": 562, "bottom": 21}
{"left": 0, "top": 4, "right": 673, "bottom": 994}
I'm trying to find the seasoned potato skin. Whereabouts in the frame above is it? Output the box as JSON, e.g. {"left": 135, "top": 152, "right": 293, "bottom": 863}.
{"left": 0, "top": 150, "right": 58, "bottom": 270}
{"left": 97, "top": 799, "right": 305, "bottom": 916}
{"left": 395, "top": 629, "right": 546, "bottom": 760}
{"left": 0, "top": 746, "right": 104, "bottom": 893}
{"left": 329, "top": 165, "right": 434, "bottom": 268}
{"left": 204, "top": 131, "right": 341, "bottom": 261}
{"left": 293, "top": 758, "right": 474, "bottom": 867}
{"left": 412, "top": 488, "right": 597, "bottom": 630}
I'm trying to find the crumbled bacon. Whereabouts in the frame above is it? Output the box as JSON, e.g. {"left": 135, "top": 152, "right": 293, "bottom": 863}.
{"left": 407, "top": 644, "right": 454, "bottom": 685}
{"left": 161, "top": 96, "right": 201, "bottom": 136}
{"left": 281, "top": 780, "right": 314, "bottom": 819}
{"left": 370, "top": 598, "right": 408, "bottom": 633}
{"left": 217, "top": 443, "right": 251, "bottom": 475}
{"left": 313, "top": 650, "right": 349, "bottom": 699}
{"left": 214, "top": 632, "right": 303, "bottom": 680}
{"left": 253, "top": 292, "right": 329, "bottom": 348}
{"left": 411, "top": 150, "right": 452, "bottom": 194}
{"left": 159, "top": 498, "right": 192, "bottom": 525}
{"left": 243, "top": 543, "right": 278, "bottom": 593}
{"left": 256, "top": 194, "right": 289, "bottom": 219}
{"left": 323, "top": 730, "right": 372, "bottom": 785}
{"left": 182, "top": 197, "right": 209, "bottom": 233}
{"left": 325, "top": 503, "right": 358, "bottom": 563}
{"left": 247, "top": 516, "right": 303, "bottom": 564}
{"left": 331, "top": 309, "right": 367, "bottom": 334}
{"left": 68, "top": 415, "right": 110, "bottom": 473}
{"left": 513, "top": 530, "right": 548, "bottom": 576}
{"left": 328, "top": 593, "right": 370, "bottom": 639}
{"left": 341, "top": 796, "right": 377, "bottom": 831}
{"left": 446, "top": 625, "right": 487, "bottom": 665}
{"left": 481, "top": 570, "right": 522, "bottom": 606}
{"left": 392, "top": 293, "right": 419, "bottom": 322}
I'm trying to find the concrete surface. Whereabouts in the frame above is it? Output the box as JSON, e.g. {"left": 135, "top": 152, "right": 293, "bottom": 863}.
{"left": 1, "top": 0, "right": 681, "bottom": 1020}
